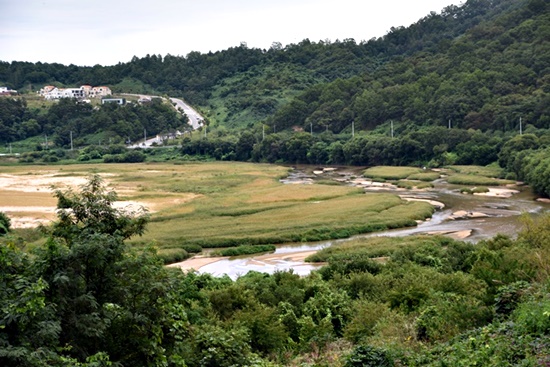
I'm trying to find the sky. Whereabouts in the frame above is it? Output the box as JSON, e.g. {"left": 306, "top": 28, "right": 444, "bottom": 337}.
{"left": 1, "top": 0, "right": 460, "bottom": 67}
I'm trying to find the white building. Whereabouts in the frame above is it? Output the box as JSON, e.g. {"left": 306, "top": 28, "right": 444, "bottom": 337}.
{"left": 40, "top": 85, "right": 111, "bottom": 100}
{"left": 0, "top": 86, "right": 17, "bottom": 95}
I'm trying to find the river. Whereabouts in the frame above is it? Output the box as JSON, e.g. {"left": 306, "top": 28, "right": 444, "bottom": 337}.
{"left": 179, "top": 167, "right": 550, "bottom": 279}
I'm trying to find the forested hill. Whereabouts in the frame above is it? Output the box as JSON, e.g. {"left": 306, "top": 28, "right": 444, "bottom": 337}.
{"left": 1, "top": 0, "right": 548, "bottom": 132}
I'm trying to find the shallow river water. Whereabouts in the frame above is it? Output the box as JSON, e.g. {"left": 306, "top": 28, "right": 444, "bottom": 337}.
{"left": 191, "top": 168, "right": 550, "bottom": 279}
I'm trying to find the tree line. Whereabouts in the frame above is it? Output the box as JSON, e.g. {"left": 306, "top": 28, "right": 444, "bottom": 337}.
{"left": 180, "top": 126, "right": 550, "bottom": 197}
{"left": 0, "top": 97, "right": 187, "bottom": 146}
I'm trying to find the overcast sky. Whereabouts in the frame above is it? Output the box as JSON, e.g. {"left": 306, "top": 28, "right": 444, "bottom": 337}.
{"left": 1, "top": 0, "right": 459, "bottom": 66}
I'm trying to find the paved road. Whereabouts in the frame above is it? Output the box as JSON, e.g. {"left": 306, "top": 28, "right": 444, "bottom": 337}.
{"left": 120, "top": 93, "right": 204, "bottom": 130}
{"left": 120, "top": 94, "right": 204, "bottom": 148}
{"left": 170, "top": 97, "right": 203, "bottom": 129}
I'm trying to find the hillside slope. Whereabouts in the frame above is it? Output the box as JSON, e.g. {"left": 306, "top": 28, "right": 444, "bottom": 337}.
{"left": 2, "top": 0, "right": 547, "bottom": 132}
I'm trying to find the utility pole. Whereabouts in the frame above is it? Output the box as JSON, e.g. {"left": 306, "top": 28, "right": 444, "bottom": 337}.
{"left": 448, "top": 119, "right": 451, "bottom": 129}
{"left": 262, "top": 124, "right": 265, "bottom": 141}
{"left": 352, "top": 120, "right": 355, "bottom": 138}
{"left": 391, "top": 120, "right": 394, "bottom": 138}
{"left": 519, "top": 117, "right": 523, "bottom": 135}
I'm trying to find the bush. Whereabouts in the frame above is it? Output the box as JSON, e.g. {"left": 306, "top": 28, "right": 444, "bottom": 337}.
{"left": 123, "top": 150, "right": 146, "bottom": 163}
{"left": 345, "top": 345, "right": 393, "bottom": 367}
{"left": 186, "top": 324, "right": 253, "bottom": 367}
{"left": 513, "top": 298, "right": 550, "bottom": 335}
{"left": 0, "top": 211, "right": 11, "bottom": 235}
{"left": 472, "top": 186, "right": 489, "bottom": 194}
{"left": 157, "top": 248, "right": 190, "bottom": 264}
{"left": 494, "top": 281, "right": 530, "bottom": 317}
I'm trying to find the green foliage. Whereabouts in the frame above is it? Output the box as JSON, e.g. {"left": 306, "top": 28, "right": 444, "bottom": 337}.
{"left": 344, "top": 345, "right": 393, "bottom": 367}
{"left": 447, "top": 174, "right": 514, "bottom": 186}
{"left": 415, "top": 292, "right": 492, "bottom": 342}
{"left": 157, "top": 247, "right": 190, "bottom": 264}
{"left": 2, "top": 0, "right": 550, "bottom": 364}
{"left": 494, "top": 281, "right": 531, "bottom": 317}
{"left": 364, "top": 166, "right": 422, "bottom": 180}
{"left": 0, "top": 212, "right": 11, "bottom": 235}
{"left": 185, "top": 323, "right": 253, "bottom": 367}
{"left": 50, "top": 174, "right": 149, "bottom": 244}
{"left": 513, "top": 297, "right": 550, "bottom": 335}
{"left": 215, "top": 244, "right": 276, "bottom": 257}
{"left": 520, "top": 147, "right": 550, "bottom": 197}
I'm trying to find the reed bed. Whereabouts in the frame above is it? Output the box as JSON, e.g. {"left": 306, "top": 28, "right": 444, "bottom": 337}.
{"left": 1, "top": 162, "right": 435, "bottom": 249}
{"left": 363, "top": 166, "right": 423, "bottom": 180}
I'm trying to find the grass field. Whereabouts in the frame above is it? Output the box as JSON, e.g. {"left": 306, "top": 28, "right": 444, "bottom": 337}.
{"left": 1, "top": 162, "right": 434, "bottom": 250}
{"left": 306, "top": 235, "right": 456, "bottom": 263}
{"left": 364, "top": 166, "right": 423, "bottom": 180}
{"left": 448, "top": 165, "right": 504, "bottom": 178}
{"left": 446, "top": 174, "right": 515, "bottom": 186}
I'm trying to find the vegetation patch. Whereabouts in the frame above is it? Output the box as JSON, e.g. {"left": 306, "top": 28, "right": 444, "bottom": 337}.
{"left": 447, "top": 174, "right": 515, "bottom": 186}
{"left": 157, "top": 247, "right": 190, "bottom": 264}
{"left": 448, "top": 165, "right": 504, "bottom": 178}
{"left": 397, "top": 180, "right": 434, "bottom": 190}
{"left": 364, "top": 166, "right": 423, "bottom": 180}
{"left": 306, "top": 235, "right": 457, "bottom": 263}
{"left": 213, "top": 244, "right": 276, "bottom": 257}
{"left": 407, "top": 172, "right": 440, "bottom": 181}
{"left": 0, "top": 163, "right": 434, "bottom": 250}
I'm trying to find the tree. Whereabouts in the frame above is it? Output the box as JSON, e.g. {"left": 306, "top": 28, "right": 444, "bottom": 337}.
{"left": 0, "top": 212, "right": 10, "bottom": 235}
{"left": 0, "top": 175, "right": 189, "bottom": 366}
{"left": 50, "top": 175, "right": 148, "bottom": 245}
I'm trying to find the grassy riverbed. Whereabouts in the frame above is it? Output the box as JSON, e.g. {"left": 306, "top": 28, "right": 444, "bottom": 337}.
{"left": 1, "top": 162, "right": 434, "bottom": 253}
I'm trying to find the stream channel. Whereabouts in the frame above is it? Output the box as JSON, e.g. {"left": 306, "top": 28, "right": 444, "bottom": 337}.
{"left": 182, "top": 167, "right": 550, "bottom": 279}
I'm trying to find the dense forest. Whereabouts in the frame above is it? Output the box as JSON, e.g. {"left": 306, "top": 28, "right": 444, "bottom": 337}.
{"left": 1, "top": 176, "right": 550, "bottom": 366}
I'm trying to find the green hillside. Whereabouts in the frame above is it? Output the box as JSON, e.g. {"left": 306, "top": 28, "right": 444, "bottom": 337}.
{"left": 1, "top": 0, "right": 549, "bottom": 196}
{"left": 2, "top": 0, "right": 548, "bottom": 131}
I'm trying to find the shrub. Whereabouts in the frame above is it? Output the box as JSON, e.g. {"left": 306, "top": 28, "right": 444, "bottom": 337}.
{"left": 494, "top": 281, "right": 531, "bottom": 317}
{"left": 0, "top": 211, "right": 11, "bottom": 235}
{"left": 345, "top": 345, "right": 393, "bottom": 367}
{"left": 186, "top": 324, "right": 253, "bottom": 367}
{"left": 157, "top": 248, "right": 190, "bottom": 264}
{"left": 472, "top": 186, "right": 489, "bottom": 193}
{"left": 513, "top": 298, "right": 550, "bottom": 335}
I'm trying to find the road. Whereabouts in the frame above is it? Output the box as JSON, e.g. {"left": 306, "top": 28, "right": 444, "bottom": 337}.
{"left": 120, "top": 94, "right": 204, "bottom": 148}
{"left": 170, "top": 97, "right": 203, "bottom": 129}
{"left": 120, "top": 93, "right": 204, "bottom": 130}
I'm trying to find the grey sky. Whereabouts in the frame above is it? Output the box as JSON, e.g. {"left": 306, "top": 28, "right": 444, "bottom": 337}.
{"left": 1, "top": 0, "right": 459, "bottom": 66}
